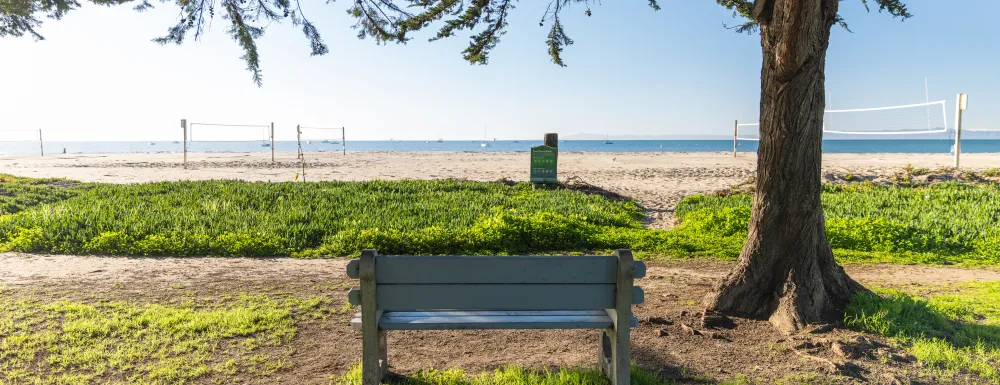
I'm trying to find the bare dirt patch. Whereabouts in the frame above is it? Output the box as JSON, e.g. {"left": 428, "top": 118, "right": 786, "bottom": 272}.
{"left": 3, "top": 254, "right": 995, "bottom": 384}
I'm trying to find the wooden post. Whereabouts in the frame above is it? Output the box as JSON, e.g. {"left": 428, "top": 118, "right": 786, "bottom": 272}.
{"left": 544, "top": 133, "right": 558, "bottom": 148}
{"left": 182, "top": 119, "right": 188, "bottom": 168}
{"left": 954, "top": 94, "right": 966, "bottom": 169}
{"left": 271, "top": 122, "right": 275, "bottom": 163}
{"left": 733, "top": 120, "right": 738, "bottom": 158}
{"left": 38, "top": 129, "right": 44, "bottom": 156}
{"left": 360, "top": 249, "right": 387, "bottom": 385}
{"left": 599, "top": 249, "right": 633, "bottom": 385}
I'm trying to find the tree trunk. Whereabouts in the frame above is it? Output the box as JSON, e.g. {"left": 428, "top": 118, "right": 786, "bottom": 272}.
{"left": 705, "top": 0, "right": 866, "bottom": 333}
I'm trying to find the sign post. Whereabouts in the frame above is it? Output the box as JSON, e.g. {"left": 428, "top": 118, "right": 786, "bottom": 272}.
{"left": 530, "top": 145, "right": 558, "bottom": 185}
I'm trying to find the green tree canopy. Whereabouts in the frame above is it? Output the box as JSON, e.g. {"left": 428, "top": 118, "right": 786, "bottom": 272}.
{"left": 2, "top": 0, "right": 909, "bottom": 86}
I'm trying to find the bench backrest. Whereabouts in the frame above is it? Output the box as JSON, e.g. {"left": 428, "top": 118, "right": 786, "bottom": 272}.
{"left": 348, "top": 250, "right": 645, "bottom": 311}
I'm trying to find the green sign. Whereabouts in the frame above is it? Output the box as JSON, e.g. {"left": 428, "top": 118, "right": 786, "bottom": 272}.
{"left": 530, "top": 145, "right": 558, "bottom": 183}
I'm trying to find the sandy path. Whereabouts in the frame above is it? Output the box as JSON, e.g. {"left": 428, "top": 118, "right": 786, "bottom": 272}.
{"left": 2, "top": 151, "right": 997, "bottom": 229}
{"left": 3, "top": 253, "right": 997, "bottom": 287}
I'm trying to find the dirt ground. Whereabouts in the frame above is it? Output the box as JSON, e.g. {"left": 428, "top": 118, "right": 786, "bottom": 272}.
{"left": 4, "top": 253, "right": 998, "bottom": 384}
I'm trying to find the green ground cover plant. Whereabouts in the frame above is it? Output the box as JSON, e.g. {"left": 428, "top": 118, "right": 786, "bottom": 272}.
{"left": 0, "top": 174, "right": 87, "bottom": 215}
{"left": 0, "top": 287, "right": 337, "bottom": 385}
{"left": 845, "top": 281, "right": 1000, "bottom": 383}
{"left": 677, "top": 183, "right": 1000, "bottom": 265}
{"left": 0, "top": 176, "right": 997, "bottom": 265}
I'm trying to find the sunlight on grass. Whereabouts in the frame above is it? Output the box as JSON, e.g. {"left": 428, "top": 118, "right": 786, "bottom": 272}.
{"left": 845, "top": 281, "right": 1000, "bottom": 383}
{"left": 0, "top": 289, "right": 335, "bottom": 385}
{"left": 1, "top": 176, "right": 998, "bottom": 266}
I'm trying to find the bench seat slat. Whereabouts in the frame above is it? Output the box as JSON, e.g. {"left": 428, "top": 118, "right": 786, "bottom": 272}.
{"left": 348, "top": 285, "right": 643, "bottom": 309}
{"left": 350, "top": 311, "right": 640, "bottom": 330}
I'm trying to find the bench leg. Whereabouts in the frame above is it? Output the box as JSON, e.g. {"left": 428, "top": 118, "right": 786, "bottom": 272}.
{"left": 597, "top": 324, "right": 630, "bottom": 385}
{"left": 597, "top": 329, "right": 613, "bottom": 378}
{"left": 378, "top": 329, "right": 389, "bottom": 379}
{"left": 363, "top": 327, "right": 389, "bottom": 385}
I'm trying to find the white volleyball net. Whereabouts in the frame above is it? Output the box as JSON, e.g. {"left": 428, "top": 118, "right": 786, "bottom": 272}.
{"left": 823, "top": 100, "right": 948, "bottom": 135}
{"left": 296, "top": 126, "right": 346, "bottom": 182}
{"left": 183, "top": 122, "right": 274, "bottom": 165}
{"left": 736, "top": 100, "right": 950, "bottom": 140}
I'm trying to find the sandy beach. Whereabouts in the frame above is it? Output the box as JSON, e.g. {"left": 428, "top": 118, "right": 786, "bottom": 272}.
{"left": 1, "top": 151, "right": 997, "bottom": 229}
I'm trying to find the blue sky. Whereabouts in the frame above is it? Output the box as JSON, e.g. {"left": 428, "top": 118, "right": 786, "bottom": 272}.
{"left": 1, "top": 0, "right": 996, "bottom": 141}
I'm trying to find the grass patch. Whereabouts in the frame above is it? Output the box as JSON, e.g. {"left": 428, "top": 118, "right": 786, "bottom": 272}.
{"left": 0, "top": 288, "right": 335, "bottom": 385}
{"left": 845, "top": 281, "right": 1000, "bottom": 383}
{"left": 676, "top": 183, "right": 1000, "bottom": 266}
{"left": 0, "top": 177, "right": 997, "bottom": 265}
{"left": 0, "top": 174, "right": 86, "bottom": 215}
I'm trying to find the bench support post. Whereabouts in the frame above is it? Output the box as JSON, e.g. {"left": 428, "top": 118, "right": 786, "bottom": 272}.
{"left": 361, "top": 249, "right": 388, "bottom": 385}
{"left": 598, "top": 249, "right": 634, "bottom": 385}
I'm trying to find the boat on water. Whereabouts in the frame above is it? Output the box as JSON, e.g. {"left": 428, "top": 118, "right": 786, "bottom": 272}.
{"left": 261, "top": 143, "right": 271, "bottom": 147}
{"left": 172, "top": 141, "right": 180, "bottom": 144}
{"left": 437, "top": 138, "right": 443, "bottom": 143}
{"left": 480, "top": 125, "right": 490, "bottom": 147}
{"left": 604, "top": 133, "right": 614, "bottom": 145}
{"left": 149, "top": 142, "right": 156, "bottom": 145}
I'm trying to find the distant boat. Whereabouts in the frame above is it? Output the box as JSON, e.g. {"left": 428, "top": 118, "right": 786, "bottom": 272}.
{"left": 493, "top": 137, "right": 497, "bottom": 142}
{"left": 149, "top": 142, "right": 156, "bottom": 146}
{"left": 481, "top": 125, "right": 490, "bottom": 148}
{"left": 261, "top": 143, "right": 271, "bottom": 147}
{"left": 513, "top": 140, "right": 519, "bottom": 143}
{"left": 481, "top": 143, "right": 489, "bottom": 148}
{"left": 172, "top": 141, "right": 180, "bottom": 144}
{"left": 437, "top": 138, "right": 443, "bottom": 143}
{"left": 604, "top": 133, "right": 614, "bottom": 145}
{"left": 306, "top": 140, "right": 312, "bottom": 144}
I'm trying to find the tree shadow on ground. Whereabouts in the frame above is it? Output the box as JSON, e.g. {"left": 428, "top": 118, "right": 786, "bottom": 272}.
{"left": 371, "top": 351, "right": 724, "bottom": 385}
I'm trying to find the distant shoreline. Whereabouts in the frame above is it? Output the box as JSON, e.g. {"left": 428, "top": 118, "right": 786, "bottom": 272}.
{"left": 2, "top": 138, "right": 999, "bottom": 156}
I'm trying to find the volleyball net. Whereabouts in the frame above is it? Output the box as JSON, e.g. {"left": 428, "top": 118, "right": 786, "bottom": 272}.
{"left": 296, "top": 125, "right": 346, "bottom": 182}
{"left": 182, "top": 120, "right": 274, "bottom": 165}
{"left": 0, "top": 129, "right": 44, "bottom": 156}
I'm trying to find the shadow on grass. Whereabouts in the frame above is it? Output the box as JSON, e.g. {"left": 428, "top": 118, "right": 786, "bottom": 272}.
{"left": 338, "top": 362, "right": 732, "bottom": 385}
{"left": 845, "top": 286, "right": 1000, "bottom": 382}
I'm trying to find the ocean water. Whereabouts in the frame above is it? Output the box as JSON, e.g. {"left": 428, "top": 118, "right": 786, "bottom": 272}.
{"left": 0, "top": 139, "right": 998, "bottom": 155}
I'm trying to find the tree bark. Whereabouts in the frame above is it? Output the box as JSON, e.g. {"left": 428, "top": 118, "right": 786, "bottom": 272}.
{"left": 705, "top": 0, "right": 866, "bottom": 333}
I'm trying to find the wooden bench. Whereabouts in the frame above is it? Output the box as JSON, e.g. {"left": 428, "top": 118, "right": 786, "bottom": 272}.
{"left": 346, "top": 249, "right": 645, "bottom": 385}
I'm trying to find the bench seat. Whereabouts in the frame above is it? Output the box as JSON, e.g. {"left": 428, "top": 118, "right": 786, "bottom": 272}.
{"left": 351, "top": 310, "right": 639, "bottom": 330}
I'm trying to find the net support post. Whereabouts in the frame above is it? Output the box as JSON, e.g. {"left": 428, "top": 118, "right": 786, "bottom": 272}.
{"left": 732, "top": 120, "right": 738, "bottom": 158}
{"left": 271, "top": 122, "right": 275, "bottom": 163}
{"left": 38, "top": 129, "right": 44, "bottom": 156}
{"left": 954, "top": 94, "right": 967, "bottom": 169}
{"left": 182, "top": 119, "right": 188, "bottom": 168}
{"left": 297, "top": 124, "right": 306, "bottom": 182}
